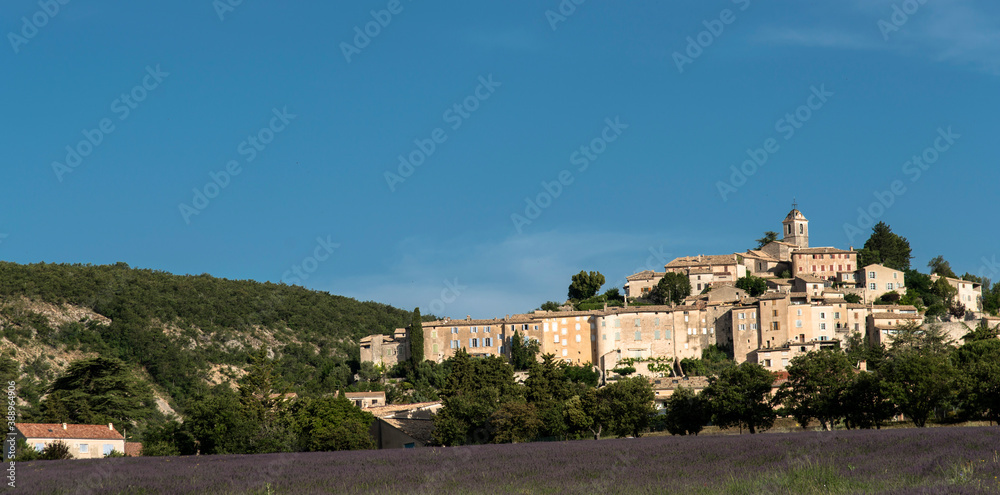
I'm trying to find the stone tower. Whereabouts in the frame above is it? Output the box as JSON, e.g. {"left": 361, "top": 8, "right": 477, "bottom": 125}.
{"left": 782, "top": 207, "right": 809, "bottom": 248}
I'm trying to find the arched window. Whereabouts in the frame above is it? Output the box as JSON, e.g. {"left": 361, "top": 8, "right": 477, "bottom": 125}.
{"left": 799, "top": 224, "right": 804, "bottom": 234}
{"left": 787, "top": 225, "right": 792, "bottom": 234}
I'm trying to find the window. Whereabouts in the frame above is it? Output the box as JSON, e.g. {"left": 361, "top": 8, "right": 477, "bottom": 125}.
{"left": 763, "top": 359, "right": 771, "bottom": 367}
{"left": 795, "top": 320, "right": 803, "bottom": 328}
{"left": 450, "top": 340, "right": 459, "bottom": 349}
{"left": 799, "top": 224, "right": 803, "bottom": 234}
{"left": 602, "top": 320, "right": 606, "bottom": 327}
{"left": 103, "top": 444, "right": 114, "bottom": 456}
{"left": 34, "top": 443, "right": 43, "bottom": 452}
{"left": 451, "top": 327, "right": 458, "bottom": 334}
{"left": 664, "top": 330, "right": 672, "bottom": 339}
{"left": 820, "top": 312, "right": 826, "bottom": 319}
{"left": 869, "top": 283, "right": 877, "bottom": 290}
{"left": 615, "top": 332, "right": 621, "bottom": 341}
{"left": 750, "top": 323, "right": 758, "bottom": 330}
{"left": 869, "top": 271, "right": 876, "bottom": 279}
{"left": 834, "top": 312, "right": 841, "bottom": 319}
{"left": 887, "top": 283, "right": 894, "bottom": 290}
{"left": 554, "top": 334, "right": 560, "bottom": 343}
{"left": 80, "top": 444, "right": 89, "bottom": 454}
{"left": 819, "top": 336, "right": 829, "bottom": 341}
{"left": 575, "top": 334, "right": 581, "bottom": 343}
{"left": 893, "top": 272, "right": 898, "bottom": 279}
{"left": 773, "top": 310, "right": 778, "bottom": 317}
{"left": 433, "top": 343, "right": 438, "bottom": 354}
{"left": 602, "top": 334, "right": 607, "bottom": 341}
{"left": 522, "top": 324, "right": 529, "bottom": 331}
{"left": 797, "top": 309, "right": 803, "bottom": 316}
{"left": 781, "top": 358, "right": 789, "bottom": 367}
{"left": 739, "top": 324, "right": 746, "bottom": 331}
{"left": 614, "top": 320, "right": 621, "bottom": 328}
{"left": 634, "top": 318, "right": 641, "bottom": 327}
{"left": 702, "top": 328, "right": 708, "bottom": 335}
{"left": 654, "top": 318, "right": 660, "bottom": 326}
{"left": 485, "top": 326, "right": 491, "bottom": 333}
{"left": 431, "top": 330, "right": 437, "bottom": 338}
{"left": 820, "top": 323, "right": 826, "bottom": 330}
{"left": 485, "top": 337, "right": 493, "bottom": 347}
{"left": 684, "top": 315, "right": 689, "bottom": 322}
{"left": 654, "top": 330, "right": 661, "bottom": 340}
{"left": 738, "top": 312, "right": 745, "bottom": 319}
{"left": 772, "top": 322, "right": 780, "bottom": 330}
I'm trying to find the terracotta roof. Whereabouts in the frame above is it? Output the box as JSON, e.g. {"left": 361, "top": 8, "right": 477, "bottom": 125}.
{"left": 871, "top": 313, "right": 923, "bottom": 319}
{"left": 873, "top": 305, "right": 918, "bottom": 311}
{"left": 846, "top": 303, "right": 868, "bottom": 309}
{"left": 688, "top": 268, "right": 715, "bottom": 275}
{"left": 652, "top": 376, "right": 710, "bottom": 390}
{"left": 666, "top": 254, "right": 740, "bottom": 268}
{"left": 345, "top": 391, "right": 385, "bottom": 399}
{"left": 795, "top": 275, "right": 827, "bottom": 284}
{"left": 366, "top": 402, "right": 442, "bottom": 419}
{"left": 124, "top": 442, "right": 143, "bottom": 457}
{"left": 759, "top": 293, "right": 789, "bottom": 301}
{"left": 16, "top": 423, "right": 124, "bottom": 440}
{"left": 626, "top": 270, "right": 664, "bottom": 281}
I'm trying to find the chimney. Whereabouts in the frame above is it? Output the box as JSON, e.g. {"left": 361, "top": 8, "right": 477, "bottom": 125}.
{"left": 466, "top": 315, "right": 471, "bottom": 321}
{"left": 62, "top": 423, "right": 67, "bottom": 430}
{"left": 109, "top": 423, "right": 114, "bottom": 431}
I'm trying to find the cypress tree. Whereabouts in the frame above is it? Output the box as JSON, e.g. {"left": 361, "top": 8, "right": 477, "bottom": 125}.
{"left": 410, "top": 307, "right": 424, "bottom": 364}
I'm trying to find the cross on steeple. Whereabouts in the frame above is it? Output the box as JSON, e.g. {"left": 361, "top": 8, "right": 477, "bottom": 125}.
{"left": 792, "top": 198, "right": 798, "bottom": 210}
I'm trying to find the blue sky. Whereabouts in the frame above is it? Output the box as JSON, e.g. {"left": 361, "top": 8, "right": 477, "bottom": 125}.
{"left": 4, "top": 0, "right": 999, "bottom": 319}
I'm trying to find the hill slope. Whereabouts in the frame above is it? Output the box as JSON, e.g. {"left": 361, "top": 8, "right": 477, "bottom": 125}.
{"left": 0, "top": 261, "right": 415, "bottom": 417}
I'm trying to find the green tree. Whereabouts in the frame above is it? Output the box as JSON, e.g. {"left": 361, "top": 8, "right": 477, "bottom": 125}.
{"left": 882, "top": 348, "right": 956, "bottom": 428}
{"left": 603, "top": 287, "right": 624, "bottom": 304}
{"left": 927, "top": 256, "right": 957, "bottom": 278}
{"left": 702, "top": 362, "right": 776, "bottom": 434}
{"left": 490, "top": 402, "right": 542, "bottom": 443}
{"left": 599, "top": 376, "right": 655, "bottom": 437}
{"left": 649, "top": 272, "right": 691, "bottom": 306}
{"left": 844, "top": 293, "right": 862, "bottom": 304}
{"left": 776, "top": 350, "right": 854, "bottom": 430}
{"left": 680, "top": 345, "right": 734, "bottom": 377}
{"left": 288, "top": 394, "right": 376, "bottom": 451}
{"left": 563, "top": 388, "right": 610, "bottom": 440}
{"left": 410, "top": 307, "right": 424, "bottom": 364}
{"left": 568, "top": 271, "right": 605, "bottom": 301}
{"left": 842, "top": 372, "right": 896, "bottom": 429}
{"left": 953, "top": 329, "right": 1000, "bottom": 424}
{"left": 663, "top": 386, "right": 709, "bottom": 436}
{"left": 40, "top": 357, "right": 158, "bottom": 434}
{"left": 539, "top": 301, "right": 561, "bottom": 311}
{"left": 755, "top": 231, "right": 779, "bottom": 249}
{"left": 525, "top": 354, "right": 578, "bottom": 439}
{"left": 433, "top": 350, "right": 522, "bottom": 445}
{"left": 735, "top": 275, "right": 767, "bottom": 297}
{"left": 509, "top": 331, "right": 539, "bottom": 371}
{"left": 857, "top": 222, "right": 912, "bottom": 271}
{"left": 39, "top": 440, "right": 73, "bottom": 460}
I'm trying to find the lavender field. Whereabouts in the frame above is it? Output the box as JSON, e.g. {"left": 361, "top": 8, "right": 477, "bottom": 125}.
{"left": 18, "top": 426, "right": 1000, "bottom": 494}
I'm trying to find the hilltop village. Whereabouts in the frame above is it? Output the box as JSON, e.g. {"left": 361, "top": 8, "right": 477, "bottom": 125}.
{"left": 362, "top": 208, "right": 995, "bottom": 382}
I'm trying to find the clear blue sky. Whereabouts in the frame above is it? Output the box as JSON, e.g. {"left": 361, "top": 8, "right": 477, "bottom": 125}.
{"left": 4, "top": 0, "right": 999, "bottom": 318}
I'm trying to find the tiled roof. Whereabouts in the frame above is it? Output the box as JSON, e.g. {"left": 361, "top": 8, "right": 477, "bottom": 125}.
{"left": 16, "top": 423, "right": 124, "bottom": 440}
{"left": 795, "top": 275, "right": 827, "bottom": 284}
{"left": 666, "top": 254, "right": 740, "bottom": 268}
{"left": 846, "top": 303, "right": 868, "bottom": 309}
{"left": 346, "top": 391, "right": 385, "bottom": 399}
{"left": 873, "top": 305, "right": 918, "bottom": 311}
{"left": 381, "top": 418, "right": 435, "bottom": 444}
{"left": 871, "top": 313, "right": 923, "bottom": 319}
{"left": 626, "top": 271, "right": 664, "bottom": 281}
{"left": 366, "top": 402, "right": 442, "bottom": 419}
{"left": 744, "top": 250, "right": 779, "bottom": 261}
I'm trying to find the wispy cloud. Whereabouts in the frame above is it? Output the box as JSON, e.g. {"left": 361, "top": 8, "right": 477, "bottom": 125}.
{"left": 325, "top": 230, "right": 689, "bottom": 318}
{"left": 753, "top": 1, "right": 1000, "bottom": 75}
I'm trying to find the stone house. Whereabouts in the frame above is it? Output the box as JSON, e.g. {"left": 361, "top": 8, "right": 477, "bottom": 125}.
{"left": 15, "top": 423, "right": 125, "bottom": 459}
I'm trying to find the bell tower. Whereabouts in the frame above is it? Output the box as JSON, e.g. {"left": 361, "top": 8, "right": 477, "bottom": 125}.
{"left": 782, "top": 201, "right": 809, "bottom": 248}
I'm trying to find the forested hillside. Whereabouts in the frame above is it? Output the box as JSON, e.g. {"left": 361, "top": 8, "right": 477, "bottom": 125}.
{"left": 0, "top": 261, "right": 416, "bottom": 422}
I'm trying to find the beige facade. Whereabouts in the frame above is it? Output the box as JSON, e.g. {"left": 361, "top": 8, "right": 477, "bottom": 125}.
{"left": 345, "top": 391, "right": 386, "bottom": 409}
{"left": 859, "top": 264, "right": 906, "bottom": 304}
{"left": 665, "top": 254, "right": 747, "bottom": 290}
{"left": 931, "top": 275, "right": 983, "bottom": 312}
{"left": 359, "top": 328, "right": 409, "bottom": 367}
{"left": 15, "top": 423, "right": 125, "bottom": 459}
{"left": 624, "top": 270, "right": 664, "bottom": 298}
{"left": 791, "top": 247, "right": 857, "bottom": 280}
{"left": 782, "top": 208, "right": 809, "bottom": 248}
{"left": 421, "top": 317, "right": 518, "bottom": 362}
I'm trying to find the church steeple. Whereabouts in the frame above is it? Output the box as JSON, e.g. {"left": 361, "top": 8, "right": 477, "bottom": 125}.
{"left": 782, "top": 204, "right": 809, "bottom": 248}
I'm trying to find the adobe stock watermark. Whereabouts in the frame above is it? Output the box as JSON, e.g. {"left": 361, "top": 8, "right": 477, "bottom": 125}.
{"left": 6, "top": 381, "right": 15, "bottom": 488}
{"left": 716, "top": 84, "right": 833, "bottom": 202}
{"left": 878, "top": 0, "right": 928, "bottom": 41}
{"left": 281, "top": 236, "right": 340, "bottom": 286}
{"left": 213, "top": 0, "right": 249, "bottom": 21}
{"left": 672, "top": 0, "right": 751, "bottom": 73}
{"left": 0, "top": 233, "right": 7, "bottom": 247}
{"left": 511, "top": 117, "right": 628, "bottom": 233}
{"left": 625, "top": 245, "right": 672, "bottom": 283}
{"left": 384, "top": 75, "right": 501, "bottom": 192}
{"left": 427, "top": 278, "right": 466, "bottom": 315}
{"left": 340, "top": 0, "right": 412, "bottom": 63}
{"left": 51, "top": 65, "right": 170, "bottom": 182}
{"left": 7, "top": 0, "right": 72, "bottom": 54}
{"left": 178, "top": 107, "right": 296, "bottom": 224}
{"left": 843, "top": 126, "right": 959, "bottom": 244}
{"left": 545, "top": 0, "right": 588, "bottom": 31}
